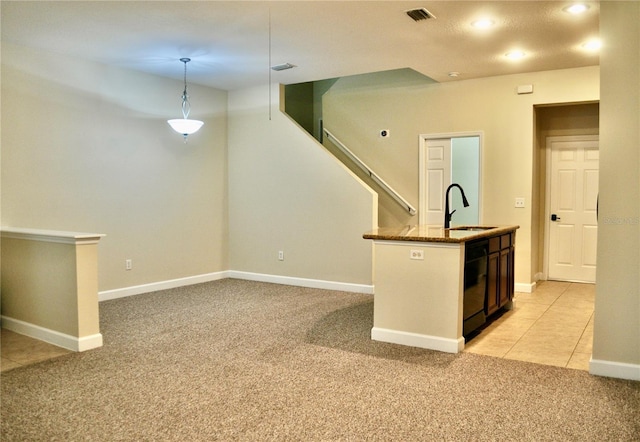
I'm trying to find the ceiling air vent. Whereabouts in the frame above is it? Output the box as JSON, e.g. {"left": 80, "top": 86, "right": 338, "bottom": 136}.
{"left": 406, "top": 8, "right": 436, "bottom": 22}
{"left": 271, "top": 63, "right": 296, "bottom": 72}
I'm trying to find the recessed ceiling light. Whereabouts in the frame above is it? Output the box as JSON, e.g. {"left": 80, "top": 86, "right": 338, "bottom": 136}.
{"left": 582, "top": 39, "right": 602, "bottom": 51}
{"left": 505, "top": 50, "right": 526, "bottom": 60}
{"left": 563, "top": 4, "right": 590, "bottom": 15}
{"left": 471, "top": 19, "right": 495, "bottom": 29}
{"left": 448, "top": 71, "right": 460, "bottom": 78}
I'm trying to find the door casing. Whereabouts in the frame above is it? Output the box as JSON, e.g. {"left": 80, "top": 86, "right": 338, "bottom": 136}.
{"left": 419, "top": 132, "right": 483, "bottom": 226}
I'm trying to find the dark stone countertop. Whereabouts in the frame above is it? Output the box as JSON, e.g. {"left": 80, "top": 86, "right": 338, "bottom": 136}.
{"left": 363, "top": 225, "right": 519, "bottom": 244}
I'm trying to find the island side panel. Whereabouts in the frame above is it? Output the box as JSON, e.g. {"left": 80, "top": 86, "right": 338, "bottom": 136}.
{"left": 371, "top": 240, "right": 464, "bottom": 353}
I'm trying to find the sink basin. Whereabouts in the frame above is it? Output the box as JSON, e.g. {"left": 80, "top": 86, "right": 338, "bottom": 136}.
{"left": 449, "top": 226, "right": 497, "bottom": 231}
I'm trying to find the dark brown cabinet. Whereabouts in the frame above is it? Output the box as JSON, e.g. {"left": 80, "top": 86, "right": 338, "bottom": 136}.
{"left": 486, "top": 251, "right": 499, "bottom": 315}
{"left": 463, "top": 230, "right": 516, "bottom": 336}
{"left": 486, "top": 232, "right": 515, "bottom": 316}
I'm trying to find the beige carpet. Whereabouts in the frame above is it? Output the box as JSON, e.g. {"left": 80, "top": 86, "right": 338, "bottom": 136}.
{"left": 2, "top": 279, "right": 639, "bottom": 441}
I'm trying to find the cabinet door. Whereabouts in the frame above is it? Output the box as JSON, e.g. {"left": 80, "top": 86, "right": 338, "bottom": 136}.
{"left": 486, "top": 252, "right": 499, "bottom": 315}
{"left": 499, "top": 248, "right": 510, "bottom": 307}
{"left": 509, "top": 244, "right": 515, "bottom": 301}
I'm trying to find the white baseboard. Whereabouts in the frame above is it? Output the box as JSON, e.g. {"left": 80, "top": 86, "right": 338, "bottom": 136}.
{"left": 99, "top": 271, "right": 229, "bottom": 301}
{"left": 515, "top": 281, "right": 536, "bottom": 293}
{"left": 0, "top": 316, "right": 102, "bottom": 352}
{"left": 98, "top": 271, "right": 373, "bottom": 302}
{"left": 371, "top": 327, "right": 464, "bottom": 353}
{"left": 590, "top": 358, "right": 640, "bottom": 381}
{"left": 228, "top": 270, "right": 374, "bottom": 294}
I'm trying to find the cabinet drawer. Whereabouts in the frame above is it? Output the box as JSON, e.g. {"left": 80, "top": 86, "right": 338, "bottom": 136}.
{"left": 500, "top": 234, "right": 511, "bottom": 249}
{"left": 489, "top": 237, "right": 501, "bottom": 253}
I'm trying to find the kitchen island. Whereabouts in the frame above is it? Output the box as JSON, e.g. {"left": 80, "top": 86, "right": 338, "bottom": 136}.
{"left": 363, "top": 225, "right": 519, "bottom": 353}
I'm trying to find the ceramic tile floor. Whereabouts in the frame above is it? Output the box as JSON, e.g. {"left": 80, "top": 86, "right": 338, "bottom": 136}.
{"left": 1, "top": 281, "right": 594, "bottom": 373}
{"left": 1, "top": 329, "right": 72, "bottom": 372}
{"left": 464, "top": 281, "right": 594, "bottom": 371}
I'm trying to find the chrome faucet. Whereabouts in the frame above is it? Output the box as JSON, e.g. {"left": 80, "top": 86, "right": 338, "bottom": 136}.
{"left": 444, "top": 183, "right": 470, "bottom": 229}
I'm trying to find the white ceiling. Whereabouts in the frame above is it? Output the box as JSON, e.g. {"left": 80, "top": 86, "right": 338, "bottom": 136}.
{"left": 1, "top": 1, "right": 600, "bottom": 90}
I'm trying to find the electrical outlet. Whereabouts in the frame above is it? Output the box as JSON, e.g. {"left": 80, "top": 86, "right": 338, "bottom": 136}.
{"left": 278, "top": 251, "right": 284, "bottom": 261}
{"left": 410, "top": 249, "right": 424, "bottom": 260}
{"left": 515, "top": 197, "right": 525, "bottom": 208}
{"left": 125, "top": 259, "right": 132, "bottom": 270}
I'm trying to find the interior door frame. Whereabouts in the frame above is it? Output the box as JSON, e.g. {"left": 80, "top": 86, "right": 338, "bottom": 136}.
{"left": 419, "top": 131, "right": 484, "bottom": 225}
{"left": 543, "top": 134, "right": 599, "bottom": 282}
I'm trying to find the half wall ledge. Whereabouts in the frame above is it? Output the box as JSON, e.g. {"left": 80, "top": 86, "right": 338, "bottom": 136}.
{"left": 1, "top": 227, "right": 105, "bottom": 351}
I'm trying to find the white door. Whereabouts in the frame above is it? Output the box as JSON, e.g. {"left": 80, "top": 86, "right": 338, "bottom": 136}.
{"left": 419, "top": 138, "right": 451, "bottom": 225}
{"left": 547, "top": 136, "right": 599, "bottom": 282}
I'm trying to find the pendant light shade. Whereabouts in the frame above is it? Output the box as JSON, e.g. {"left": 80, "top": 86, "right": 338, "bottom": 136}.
{"left": 167, "top": 118, "right": 204, "bottom": 135}
{"left": 168, "top": 58, "right": 203, "bottom": 142}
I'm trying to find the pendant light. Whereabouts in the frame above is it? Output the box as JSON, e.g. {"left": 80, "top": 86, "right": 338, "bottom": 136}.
{"left": 167, "top": 58, "right": 203, "bottom": 142}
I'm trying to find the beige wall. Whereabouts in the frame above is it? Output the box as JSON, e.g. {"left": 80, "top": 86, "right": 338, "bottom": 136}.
{"left": 227, "top": 84, "right": 377, "bottom": 286}
{"left": 1, "top": 43, "right": 229, "bottom": 291}
{"left": 322, "top": 66, "right": 600, "bottom": 286}
{"left": 592, "top": 2, "right": 640, "bottom": 371}
{"left": 1, "top": 237, "right": 82, "bottom": 336}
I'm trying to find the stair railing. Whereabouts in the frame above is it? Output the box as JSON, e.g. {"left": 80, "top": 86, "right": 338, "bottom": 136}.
{"left": 324, "top": 128, "right": 417, "bottom": 216}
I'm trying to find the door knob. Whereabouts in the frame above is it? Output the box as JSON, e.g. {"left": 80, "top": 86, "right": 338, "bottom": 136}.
{"left": 551, "top": 214, "right": 561, "bottom": 221}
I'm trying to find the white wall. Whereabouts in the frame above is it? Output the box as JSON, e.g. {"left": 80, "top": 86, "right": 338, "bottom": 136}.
{"left": 591, "top": 2, "right": 640, "bottom": 379}
{"left": 227, "top": 85, "right": 377, "bottom": 288}
{"left": 322, "top": 66, "right": 600, "bottom": 286}
{"left": 1, "top": 43, "right": 229, "bottom": 292}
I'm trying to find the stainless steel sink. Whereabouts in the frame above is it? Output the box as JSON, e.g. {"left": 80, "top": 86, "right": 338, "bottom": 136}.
{"left": 448, "top": 226, "right": 497, "bottom": 231}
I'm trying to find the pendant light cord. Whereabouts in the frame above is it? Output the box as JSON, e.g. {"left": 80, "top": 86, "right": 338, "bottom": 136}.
{"left": 268, "top": 7, "right": 272, "bottom": 121}
{"left": 180, "top": 58, "right": 191, "bottom": 119}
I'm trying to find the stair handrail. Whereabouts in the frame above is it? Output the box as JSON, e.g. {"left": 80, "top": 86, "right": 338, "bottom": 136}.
{"left": 323, "top": 128, "right": 417, "bottom": 216}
